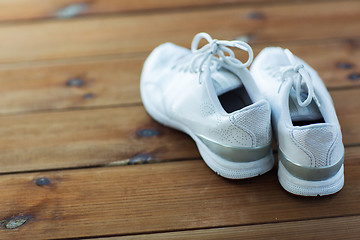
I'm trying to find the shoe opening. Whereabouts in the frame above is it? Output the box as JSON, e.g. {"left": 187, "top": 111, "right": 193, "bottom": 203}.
{"left": 289, "top": 94, "right": 325, "bottom": 126}
{"left": 292, "top": 118, "right": 325, "bottom": 126}
{"left": 218, "top": 85, "right": 253, "bottom": 113}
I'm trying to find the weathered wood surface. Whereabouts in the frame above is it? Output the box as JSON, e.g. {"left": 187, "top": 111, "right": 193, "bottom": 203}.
{"left": 0, "top": 0, "right": 359, "bottom": 239}
{"left": 0, "top": 106, "right": 199, "bottom": 173}
{"left": 0, "top": 147, "right": 359, "bottom": 239}
{"left": 0, "top": 0, "right": 333, "bottom": 22}
{"left": 0, "top": 1, "right": 359, "bottom": 64}
{"left": 98, "top": 215, "right": 360, "bottom": 240}
{"left": 0, "top": 88, "right": 356, "bottom": 173}
{"left": 0, "top": 39, "right": 358, "bottom": 115}
{"left": 0, "top": 56, "right": 143, "bottom": 114}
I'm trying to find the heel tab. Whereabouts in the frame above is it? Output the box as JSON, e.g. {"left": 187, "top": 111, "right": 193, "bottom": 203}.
{"left": 291, "top": 123, "right": 342, "bottom": 167}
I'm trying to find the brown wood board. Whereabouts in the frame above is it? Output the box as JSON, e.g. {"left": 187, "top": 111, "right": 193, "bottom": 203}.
{"left": 0, "top": 1, "right": 359, "bottom": 239}
{"left": 0, "top": 0, "right": 335, "bottom": 22}
{"left": 0, "top": 39, "right": 357, "bottom": 115}
{"left": 96, "top": 215, "right": 360, "bottom": 240}
{"left": 0, "top": 147, "right": 359, "bottom": 239}
{"left": 0, "top": 1, "right": 359, "bottom": 63}
{"left": 0, "top": 88, "right": 357, "bottom": 173}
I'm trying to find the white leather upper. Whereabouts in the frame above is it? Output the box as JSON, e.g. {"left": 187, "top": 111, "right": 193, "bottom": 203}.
{"left": 141, "top": 42, "right": 272, "bottom": 148}
{"left": 251, "top": 47, "right": 344, "bottom": 167}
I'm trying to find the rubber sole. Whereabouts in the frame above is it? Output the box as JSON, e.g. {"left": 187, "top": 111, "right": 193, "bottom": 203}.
{"left": 141, "top": 85, "right": 274, "bottom": 179}
{"left": 278, "top": 161, "right": 344, "bottom": 196}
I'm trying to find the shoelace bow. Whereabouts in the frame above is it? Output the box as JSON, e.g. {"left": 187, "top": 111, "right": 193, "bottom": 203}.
{"left": 280, "top": 49, "right": 320, "bottom": 107}
{"left": 178, "top": 32, "right": 253, "bottom": 83}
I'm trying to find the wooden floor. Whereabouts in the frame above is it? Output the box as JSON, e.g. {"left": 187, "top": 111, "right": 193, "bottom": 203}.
{"left": 0, "top": 0, "right": 359, "bottom": 239}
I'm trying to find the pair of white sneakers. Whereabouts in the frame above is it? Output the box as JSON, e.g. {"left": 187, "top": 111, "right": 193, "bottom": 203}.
{"left": 140, "top": 33, "right": 344, "bottom": 196}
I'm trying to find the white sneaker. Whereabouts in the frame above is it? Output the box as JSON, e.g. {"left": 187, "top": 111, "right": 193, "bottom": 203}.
{"left": 251, "top": 47, "right": 344, "bottom": 196}
{"left": 141, "top": 33, "right": 274, "bottom": 179}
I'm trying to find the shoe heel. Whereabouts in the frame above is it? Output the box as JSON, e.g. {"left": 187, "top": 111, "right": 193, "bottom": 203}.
{"left": 196, "top": 136, "right": 274, "bottom": 179}
{"left": 278, "top": 150, "right": 344, "bottom": 196}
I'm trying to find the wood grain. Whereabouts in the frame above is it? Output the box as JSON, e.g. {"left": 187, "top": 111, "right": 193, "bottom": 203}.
{"left": 0, "top": 88, "right": 357, "bottom": 174}
{"left": 0, "top": 39, "right": 358, "bottom": 115}
{"left": 0, "top": 0, "right": 329, "bottom": 22}
{"left": 0, "top": 105, "right": 199, "bottom": 173}
{"left": 0, "top": 1, "right": 359, "bottom": 63}
{"left": 0, "top": 148, "right": 358, "bottom": 239}
{"left": 332, "top": 89, "right": 360, "bottom": 145}
{"left": 0, "top": 56, "right": 143, "bottom": 114}
{"left": 98, "top": 215, "right": 360, "bottom": 240}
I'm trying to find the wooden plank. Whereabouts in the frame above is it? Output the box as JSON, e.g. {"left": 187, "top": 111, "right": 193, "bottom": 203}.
{"left": 0, "top": 88, "right": 357, "bottom": 173}
{"left": 284, "top": 40, "right": 360, "bottom": 90}
{"left": 0, "top": 39, "right": 358, "bottom": 115}
{"left": 332, "top": 89, "right": 360, "bottom": 145}
{"left": 0, "top": 56, "right": 143, "bottom": 114}
{"left": 97, "top": 215, "right": 360, "bottom": 240}
{"left": 0, "top": 105, "right": 200, "bottom": 173}
{"left": 0, "top": 1, "right": 359, "bottom": 63}
{"left": 0, "top": 147, "right": 359, "bottom": 239}
{"left": 0, "top": 0, "right": 327, "bottom": 22}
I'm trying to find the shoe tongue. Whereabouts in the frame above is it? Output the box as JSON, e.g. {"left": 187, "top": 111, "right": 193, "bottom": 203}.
{"left": 211, "top": 68, "right": 242, "bottom": 96}
{"left": 289, "top": 89, "right": 322, "bottom": 121}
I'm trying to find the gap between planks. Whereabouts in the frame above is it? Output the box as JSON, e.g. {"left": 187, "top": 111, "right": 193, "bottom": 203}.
{"left": 81, "top": 215, "right": 360, "bottom": 240}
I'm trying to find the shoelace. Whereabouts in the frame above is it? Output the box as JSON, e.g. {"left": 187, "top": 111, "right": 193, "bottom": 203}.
{"left": 280, "top": 49, "right": 320, "bottom": 107}
{"left": 176, "top": 32, "right": 253, "bottom": 83}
